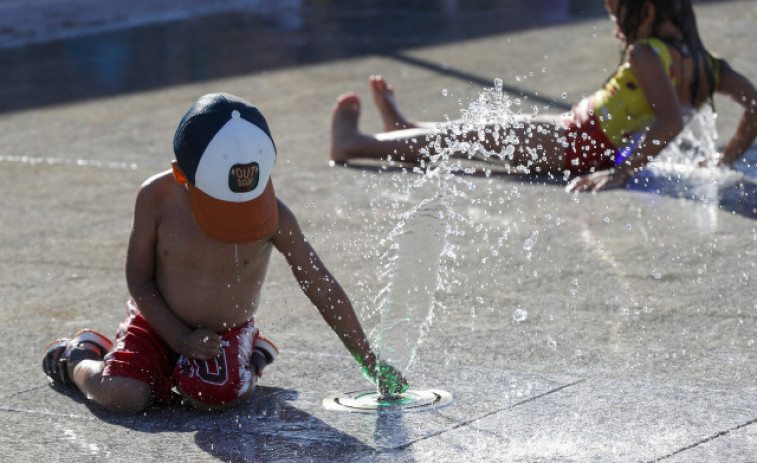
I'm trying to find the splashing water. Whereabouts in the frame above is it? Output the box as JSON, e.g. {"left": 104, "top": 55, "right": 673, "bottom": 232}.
{"left": 373, "top": 168, "right": 458, "bottom": 376}
{"left": 365, "top": 77, "right": 747, "bottom": 389}
{"left": 637, "top": 105, "right": 748, "bottom": 199}
{"left": 660, "top": 105, "right": 721, "bottom": 167}
{"left": 370, "top": 78, "right": 556, "bottom": 383}
{"left": 513, "top": 308, "right": 528, "bottom": 323}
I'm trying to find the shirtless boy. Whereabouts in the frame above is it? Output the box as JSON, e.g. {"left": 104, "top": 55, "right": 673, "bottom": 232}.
{"left": 42, "top": 93, "right": 406, "bottom": 412}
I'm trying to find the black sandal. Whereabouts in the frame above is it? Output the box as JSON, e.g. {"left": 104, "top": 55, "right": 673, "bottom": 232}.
{"left": 251, "top": 335, "right": 278, "bottom": 377}
{"left": 42, "top": 330, "right": 113, "bottom": 388}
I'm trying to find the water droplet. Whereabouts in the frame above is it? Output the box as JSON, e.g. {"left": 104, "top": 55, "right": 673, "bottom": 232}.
{"left": 522, "top": 231, "right": 538, "bottom": 252}
{"left": 512, "top": 308, "right": 528, "bottom": 322}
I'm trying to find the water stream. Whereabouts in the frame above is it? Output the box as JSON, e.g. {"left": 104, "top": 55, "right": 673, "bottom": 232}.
{"left": 336, "top": 77, "right": 754, "bottom": 410}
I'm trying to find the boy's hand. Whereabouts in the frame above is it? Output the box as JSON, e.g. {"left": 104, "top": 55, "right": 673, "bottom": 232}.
{"left": 181, "top": 328, "right": 222, "bottom": 359}
{"left": 362, "top": 360, "right": 409, "bottom": 397}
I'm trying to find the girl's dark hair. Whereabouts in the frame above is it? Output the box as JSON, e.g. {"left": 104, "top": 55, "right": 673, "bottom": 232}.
{"left": 614, "top": 0, "right": 717, "bottom": 106}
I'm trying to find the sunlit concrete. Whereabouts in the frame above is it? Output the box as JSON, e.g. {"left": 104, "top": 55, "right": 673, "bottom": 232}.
{"left": 1, "top": 1, "right": 756, "bottom": 462}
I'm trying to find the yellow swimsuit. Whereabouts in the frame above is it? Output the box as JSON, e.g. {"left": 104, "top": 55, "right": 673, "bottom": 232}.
{"left": 592, "top": 37, "right": 676, "bottom": 148}
{"left": 564, "top": 38, "right": 721, "bottom": 174}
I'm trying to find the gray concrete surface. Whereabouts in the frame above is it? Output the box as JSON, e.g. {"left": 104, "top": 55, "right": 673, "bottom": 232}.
{"left": 1, "top": 0, "right": 756, "bottom": 461}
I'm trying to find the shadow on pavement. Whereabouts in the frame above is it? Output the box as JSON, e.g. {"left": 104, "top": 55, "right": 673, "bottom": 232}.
{"left": 73, "top": 385, "right": 377, "bottom": 462}
{"left": 340, "top": 150, "right": 757, "bottom": 221}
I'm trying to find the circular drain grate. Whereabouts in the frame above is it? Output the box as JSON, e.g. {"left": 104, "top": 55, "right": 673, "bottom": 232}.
{"left": 322, "top": 389, "right": 453, "bottom": 414}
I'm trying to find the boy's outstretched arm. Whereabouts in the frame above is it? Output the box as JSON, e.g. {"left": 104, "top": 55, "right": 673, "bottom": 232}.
{"left": 272, "top": 200, "right": 407, "bottom": 394}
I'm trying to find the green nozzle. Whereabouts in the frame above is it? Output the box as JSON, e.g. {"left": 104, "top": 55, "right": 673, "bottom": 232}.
{"left": 361, "top": 361, "right": 409, "bottom": 397}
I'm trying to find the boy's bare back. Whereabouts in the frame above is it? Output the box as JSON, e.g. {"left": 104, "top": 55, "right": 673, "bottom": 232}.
{"left": 126, "top": 169, "right": 276, "bottom": 332}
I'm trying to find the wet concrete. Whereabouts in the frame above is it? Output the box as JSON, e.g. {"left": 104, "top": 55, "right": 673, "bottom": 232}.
{"left": 1, "top": 0, "right": 757, "bottom": 461}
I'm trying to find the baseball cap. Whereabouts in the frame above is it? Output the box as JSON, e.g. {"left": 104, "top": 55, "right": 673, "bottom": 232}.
{"left": 173, "top": 93, "right": 278, "bottom": 243}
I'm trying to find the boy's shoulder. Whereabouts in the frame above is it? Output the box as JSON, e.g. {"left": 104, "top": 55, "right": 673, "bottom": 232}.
{"left": 141, "top": 169, "right": 175, "bottom": 188}
{"left": 273, "top": 198, "right": 296, "bottom": 228}
{"left": 138, "top": 169, "right": 182, "bottom": 196}
{"left": 269, "top": 199, "right": 303, "bottom": 247}
{"left": 134, "top": 169, "right": 187, "bottom": 209}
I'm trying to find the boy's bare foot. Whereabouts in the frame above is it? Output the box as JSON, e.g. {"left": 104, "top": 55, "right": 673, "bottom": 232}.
{"left": 330, "top": 93, "right": 365, "bottom": 164}
{"left": 370, "top": 75, "right": 415, "bottom": 132}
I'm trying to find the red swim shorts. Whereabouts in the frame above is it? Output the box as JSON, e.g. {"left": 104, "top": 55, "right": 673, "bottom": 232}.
{"left": 103, "top": 300, "right": 259, "bottom": 407}
{"left": 173, "top": 323, "right": 259, "bottom": 408}
{"left": 562, "top": 100, "right": 617, "bottom": 175}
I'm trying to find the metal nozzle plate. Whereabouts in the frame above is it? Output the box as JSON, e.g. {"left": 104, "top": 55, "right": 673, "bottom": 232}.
{"left": 322, "top": 389, "right": 453, "bottom": 414}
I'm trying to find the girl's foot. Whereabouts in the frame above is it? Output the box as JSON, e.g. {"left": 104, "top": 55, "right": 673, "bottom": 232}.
{"left": 330, "top": 93, "right": 367, "bottom": 164}
{"left": 370, "top": 75, "right": 415, "bottom": 132}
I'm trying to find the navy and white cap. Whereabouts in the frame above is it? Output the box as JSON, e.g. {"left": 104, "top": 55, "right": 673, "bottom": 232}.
{"left": 173, "top": 93, "right": 278, "bottom": 243}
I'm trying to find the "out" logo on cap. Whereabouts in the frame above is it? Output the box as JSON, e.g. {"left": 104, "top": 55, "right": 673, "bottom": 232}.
{"left": 228, "top": 162, "right": 260, "bottom": 193}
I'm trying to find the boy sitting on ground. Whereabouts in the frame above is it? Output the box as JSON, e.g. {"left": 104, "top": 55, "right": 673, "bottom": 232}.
{"left": 43, "top": 93, "right": 406, "bottom": 412}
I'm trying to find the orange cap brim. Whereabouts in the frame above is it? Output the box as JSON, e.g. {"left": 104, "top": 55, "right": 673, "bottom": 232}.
{"left": 186, "top": 179, "right": 278, "bottom": 243}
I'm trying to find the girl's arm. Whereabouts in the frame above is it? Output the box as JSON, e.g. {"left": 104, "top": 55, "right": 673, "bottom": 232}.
{"left": 567, "top": 42, "right": 684, "bottom": 192}
{"left": 715, "top": 60, "right": 757, "bottom": 166}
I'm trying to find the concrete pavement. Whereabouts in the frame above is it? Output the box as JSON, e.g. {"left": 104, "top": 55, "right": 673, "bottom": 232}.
{"left": 1, "top": 1, "right": 756, "bottom": 461}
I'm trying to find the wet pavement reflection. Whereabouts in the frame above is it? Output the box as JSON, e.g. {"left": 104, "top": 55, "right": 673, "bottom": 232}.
{"left": 1, "top": 0, "right": 606, "bottom": 113}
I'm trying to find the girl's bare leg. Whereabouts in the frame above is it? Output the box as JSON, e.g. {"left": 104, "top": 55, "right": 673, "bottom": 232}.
{"left": 370, "top": 75, "right": 436, "bottom": 132}
{"left": 370, "top": 75, "right": 415, "bottom": 131}
{"left": 484, "top": 114, "right": 568, "bottom": 175}
{"left": 330, "top": 91, "right": 568, "bottom": 175}
{"left": 330, "top": 92, "right": 435, "bottom": 164}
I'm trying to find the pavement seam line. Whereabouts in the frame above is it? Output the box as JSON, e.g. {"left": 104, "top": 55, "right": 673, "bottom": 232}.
{"left": 393, "top": 378, "right": 586, "bottom": 451}
{"left": 649, "top": 416, "right": 757, "bottom": 462}
{"left": 0, "top": 405, "right": 90, "bottom": 420}
{"left": 0, "top": 383, "right": 48, "bottom": 400}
